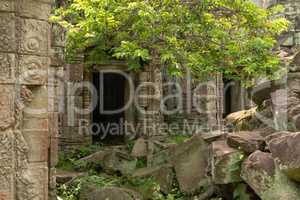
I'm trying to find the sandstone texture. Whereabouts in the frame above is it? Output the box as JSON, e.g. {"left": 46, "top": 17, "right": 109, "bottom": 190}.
{"left": 212, "top": 140, "right": 244, "bottom": 184}
{"left": 227, "top": 131, "right": 265, "bottom": 153}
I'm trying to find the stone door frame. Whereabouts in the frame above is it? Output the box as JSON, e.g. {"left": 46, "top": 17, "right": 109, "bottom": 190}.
{"left": 85, "top": 63, "right": 137, "bottom": 140}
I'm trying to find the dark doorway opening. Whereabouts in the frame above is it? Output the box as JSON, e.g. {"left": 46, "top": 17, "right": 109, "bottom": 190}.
{"left": 92, "top": 72, "right": 125, "bottom": 144}
{"left": 223, "top": 79, "right": 232, "bottom": 118}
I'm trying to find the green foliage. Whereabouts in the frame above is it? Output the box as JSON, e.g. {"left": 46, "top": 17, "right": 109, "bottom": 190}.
{"left": 82, "top": 174, "right": 121, "bottom": 187}
{"left": 56, "top": 144, "right": 103, "bottom": 171}
{"left": 126, "top": 140, "right": 135, "bottom": 152}
{"left": 57, "top": 173, "right": 187, "bottom": 200}
{"left": 229, "top": 153, "right": 245, "bottom": 173}
{"left": 57, "top": 181, "right": 81, "bottom": 200}
{"left": 233, "top": 183, "right": 251, "bottom": 200}
{"left": 136, "top": 157, "right": 147, "bottom": 169}
{"left": 56, "top": 152, "right": 77, "bottom": 171}
{"left": 167, "top": 134, "right": 190, "bottom": 144}
{"left": 52, "top": 0, "right": 289, "bottom": 86}
{"left": 57, "top": 174, "right": 160, "bottom": 199}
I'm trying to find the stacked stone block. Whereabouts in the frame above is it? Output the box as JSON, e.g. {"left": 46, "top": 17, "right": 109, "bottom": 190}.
{"left": 163, "top": 71, "right": 221, "bottom": 134}
{"left": 49, "top": 10, "right": 67, "bottom": 198}
{"left": 58, "top": 61, "right": 92, "bottom": 150}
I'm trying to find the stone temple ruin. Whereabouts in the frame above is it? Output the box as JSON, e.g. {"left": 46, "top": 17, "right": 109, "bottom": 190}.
{"left": 1, "top": 0, "right": 300, "bottom": 199}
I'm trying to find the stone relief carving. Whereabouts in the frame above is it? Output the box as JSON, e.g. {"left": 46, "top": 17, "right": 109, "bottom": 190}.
{"left": 52, "top": 24, "right": 66, "bottom": 47}
{"left": 19, "top": 55, "right": 48, "bottom": 85}
{"left": 0, "top": 130, "right": 14, "bottom": 192}
{"left": 0, "top": 0, "right": 51, "bottom": 198}
{"left": 20, "top": 86, "right": 33, "bottom": 104}
{"left": 0, "top": 85, "right": 37, "bottom": 200}
{"left": 19, "top": 19, "right": 49, "bottom": 55}
{"left": 67, "top": 64, "right": 83, "bottom": 82}
{"left": 18, "top": 0, "right": 51, "bottom": 21}
{"left": 0, "top": 13, "right": 15, "bottom": 51}
{"left": 0, "top": 53, "right": 15, "bottom": 83}
{"left": 25, "top": 163, "right": 48, "bottom": 200}
{"left": 0, "top": 0, "right": 14, "bottom": 12}
{"left": 15, "top": 130, "right": 36, "bottom": 200}
{"left": 51, "top": 46, "right": 65, "bottom": 66}
{"left": 0, "top": 86, "right": 15, "bottom": 130}
{"left": 14, "top": 88, "right": 36, "bottom": 200}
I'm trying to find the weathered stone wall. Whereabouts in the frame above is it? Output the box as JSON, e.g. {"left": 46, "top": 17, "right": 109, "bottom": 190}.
{"left": 49, "top": 2, "right": 66, "bottom": 197}
{"left": 162, "top": 71, "right": 222, "bottom": 134}
{"left": 58, "top": 60, "right": 92, "bottom": 150}
{"left": 249, "top": 0, "right": 300, "bottom": 131}
{"left": 0, "top": 0, "right": 53, "bottom": 199}
{"left": 281, "top": 0, "right": 300, "bottom": 130}
{"left": 50, "top": 0, "right": 92, "bottom": 151}
{"left": 136, "top": 63, "right": 165, "bottom": 137}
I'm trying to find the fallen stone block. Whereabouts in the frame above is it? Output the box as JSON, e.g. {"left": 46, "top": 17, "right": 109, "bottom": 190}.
{"left": 102, "top": 150, "right": 137, "bottom": 176}
{"left": 200, "top": 130, "right": 225, "bottom": 143}
{"left": 225, "top": 108, "right": 257, "bottom": 130}
{"left": 212, "top": 140, "right": 244, "bottom": 184}
{"left": 264, "top": 131, "right": 289, "bottom": 146}
{"left": 133, "top": 165, "right": 174, "bottom": 194}
{"left": 227, "top": 131, "right": 265, "bottom": 154}
{"left": 171, "top": 135, "right": 212, "bottom": 194}
{"left": 77, "top": 150, "right": 107, "bottom": 164}
{"left": 241, "top": 151, "right": 275, "bottom": 197}
{"left": 268, "top": 132, "right": 300, "bottom": 182}
{"left": 249, "top": 81, "right": 281, "bottom": 106}
{"left": 241, "top": 150, "right": 300, "bottom": 200}
{"left": 80, "top": 186, "right": 142, "bottom": 200}
{"left": 131, "top": 138, "right": 148, "bottom": 158}
{"left": 56, "top": 170, "right": 85, "bottom": 184}
{"left": 147, "top": 147, "right": 173, "bottom": 167}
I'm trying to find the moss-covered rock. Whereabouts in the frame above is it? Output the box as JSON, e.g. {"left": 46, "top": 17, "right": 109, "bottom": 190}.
{"left": 268, "top": 132, "right": 300, "bottom": 182}
{"left": 241, "top": 150, "right": 300, "bottom": 200}
{"left": 171, "top": 135, "right": 212, "bottom": 194}
{"left": 212, "top": 140, "right": 244, "bottom": 184}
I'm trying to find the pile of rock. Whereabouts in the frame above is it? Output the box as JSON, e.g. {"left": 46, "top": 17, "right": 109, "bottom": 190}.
{"left": 213, "top": 131, "right": 300, "bottom": 199}
{"left": 57, "top": 130, "right": 300, "bottom": 199}
{"left": 129, "top": 130, "right": 300, "bottom": 199}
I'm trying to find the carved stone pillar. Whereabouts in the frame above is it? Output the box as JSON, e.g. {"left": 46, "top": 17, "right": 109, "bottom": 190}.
{"left": 49, "top": 5, "right": 67, "bottom": 199}
{"left": 137, "top": 63, "right": 164, "bottom": 137}
{"left": 0, "top": 0, "right": 53, "bottom": 199}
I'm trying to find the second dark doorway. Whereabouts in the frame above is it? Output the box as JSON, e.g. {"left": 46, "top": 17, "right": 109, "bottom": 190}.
{"left": 92, "top": 72, "right": 125, "bottom": 144}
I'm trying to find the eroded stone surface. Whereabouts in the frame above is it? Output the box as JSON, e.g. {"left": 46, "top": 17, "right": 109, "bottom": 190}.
{"left": 0, "top": 85, "right": 15, "bottom": 130}
{"left": 78, "top": 150, "right": 107, "bottom": 164}
{"left": 56, "top": 170, "right": 85, "bottom": 184}
{"left": 19, "top": 55, "right": 49, "bottom": 85}
{"left": 80, "top": 186, "right": 142, "bottom": 200}
{"left": 0, "top": 0, "right": 51, "bottom": 199}
{"left": 18, "top": 0, "right": 51, "bottom": 21}
{"left": 131, "top": 138, "right": 148, "bottom": 158}
{"left": 22, "top": 130, "right": 49, "bottom": 162}
{"left": 212, "top": 140, "right": 243, "bottom": 184}
{"left": 133, "top": 165, "right": 174, "bottom": 194}
{"left": 0, "top": 53, "right": 15, "bottom": 83}
{"left": 268, "top": 132, "right": 300, "bottom": 182}
{"left": 0, "top": 13, "right": 16, "bottom": 51}
{"left": 0, "top": 0, "right": 14, "bottom": 12}
{"left": 171, "top": 135, "right": 211, "bottom": 194}
{"left": 241, "top": 151, "right": 275, "bottom": 196}
{"left": 102, "top": 150, "right": 137, "bottom": 175}
{"left": 227, "top": 131, "right": 265, "bottom": 153}
{"left": 51, "top": 24, "right": 67, "bottom": 47}
{"left": 19, "top": 18, "right": 50, "bottom": 55}
{"left": 0, "top": 130, "right": 14, "bottom": 200}
{"left": 241, "top": 151, "right": 300, "bottom": 200}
